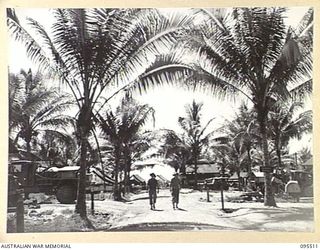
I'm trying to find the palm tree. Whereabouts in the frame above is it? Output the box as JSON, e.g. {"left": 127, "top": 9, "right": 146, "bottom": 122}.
{"left": 178, "top": 100, "right": 216, "bottom": 189}
{"left": 158, "top": 129, "right": 191, "bottom": 174}
{"left": 138, "top": 8, "right": 313, "bottom": 206}
{"left": 97, "top": 94, "right": 154, "bottom": 200}
{"left": 210, "top": 131, "right": 248, "bottom": 190}
{"left": 269, "top": 100, "right": 312, "bottom": 173}
{"left": 8, "top": 8, "right": 193, "bottom": 217}
{"left": 9, "top": 69, "right": 74, "bottom": 160}
{"left": 223, "top": 104, "right": 261, "bottom": 188}
{"left": 38, "top": 130, "right": 77, "bottom": 166}
{"left": 122, "top": 131, "right": 153, "bottom": 193}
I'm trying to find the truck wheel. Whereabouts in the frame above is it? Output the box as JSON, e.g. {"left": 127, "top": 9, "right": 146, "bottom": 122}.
{"left": 56, "top": 185, "right": 76, "bottom": 204}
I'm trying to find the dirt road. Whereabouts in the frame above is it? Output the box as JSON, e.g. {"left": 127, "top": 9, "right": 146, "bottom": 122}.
{"left": 21, "top": 189, "right": 314, "bottom": 232}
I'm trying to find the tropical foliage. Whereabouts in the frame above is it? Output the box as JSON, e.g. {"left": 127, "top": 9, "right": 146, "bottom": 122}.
{"left": 7, "top": 7, "right": 313, "bottom": 215}
{"left": 269, "top": 100, "right": 312, "bottom": 172}
{"left": 7, "top": 8, "right": 192, "bottom": 217}
{"left": 9, "top": 69, "right": 74, "bottom": 160}
{"left": 97, "top": 94, "right": 154, "bottom": 200}
{"left": 144, "top": 7, "right": 313, "bottom": 206}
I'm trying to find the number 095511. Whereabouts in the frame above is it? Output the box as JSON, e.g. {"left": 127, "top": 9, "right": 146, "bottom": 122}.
{"left": 300, "top": 244, "right": 318, "bottom": 248}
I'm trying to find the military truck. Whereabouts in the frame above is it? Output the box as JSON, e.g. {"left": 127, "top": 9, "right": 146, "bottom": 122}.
{"left": 8, "top": 160, "right": 113, "bottom": 205}
{"left": 290, "top": 169, "right": 313, "bottom": 197}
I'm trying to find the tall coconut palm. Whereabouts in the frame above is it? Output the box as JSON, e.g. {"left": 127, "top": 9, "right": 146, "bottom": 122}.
{"left": 115, "top": 94, "right": 155, "bottom": 194}
{"left": 158, "top": 129, "right": 191, "bottom": 174}
{"left": 137, "top": 8, "right": 313, "bottom": 206}
{"left": 269, "top": 100, "right": 312, "bottom": 172}
{"left": 178, "top": 100, "right": 216, "bottom": 189}
{"left": 8, "top": 8, "right": 193, "bottom": 217}
{"left": 122, "top": 131, "right": 153, "bottom": 193}
{"left": 97, "top": 94, "right": 154, "bottom": 200}
{"left": 223, "top": 104, "right": 261, "bottom": 186}
{"left": 9, "top": 69, "right": 74, "bottom": 159}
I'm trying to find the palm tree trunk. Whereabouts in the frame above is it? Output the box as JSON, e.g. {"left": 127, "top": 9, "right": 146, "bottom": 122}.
{"left": 124, "top": 151, "right": 131, "bottom": 194}
{"left": 26, "top": 138, "right": 32, "bottom": 160}
{"left": 75, "top": 134, "right": 88, "bottom": 218}
{"left": 193, "top": 153, "right": 198, "bottom": 190}
{"left": 237, "top": 169, "right": 242, "bottom": 191}
{"left": 113, "top": 146, "right": 121, "bottom": 201}
{"left": 275, "top": 139, "right": 282, "bottom": 173}
{"left": 125, "top": 160, "right": 132, "bottom": 193}
{"left": 75, "top": 104, "right": 91, "bottom": 219}
{"left": 25, "top": 135, "right": 32, "bottom": 199}
{"left": 246, "top": 146, "right": 252, "bottom": 188}
{"left": 259, "top": 118, "right": 277, "bottom": 207}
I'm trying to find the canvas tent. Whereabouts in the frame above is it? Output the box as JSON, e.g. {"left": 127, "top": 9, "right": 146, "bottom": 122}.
{"left": 130, "top": 174, "right": 146, "bottom": 189}
{"left": 157, "top": 174, "right": 169, "bottom": 187}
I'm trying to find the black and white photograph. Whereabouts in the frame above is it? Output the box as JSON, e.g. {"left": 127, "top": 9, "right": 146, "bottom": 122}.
{"left": 5, "top": 5, "right": 315, "bottom": 236}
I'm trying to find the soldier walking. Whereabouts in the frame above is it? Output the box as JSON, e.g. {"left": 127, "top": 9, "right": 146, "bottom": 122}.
{"left": 170, "top": 173, "right": 181, "bottom": 209}
{"left": 147, "top": 173, "right": 159, "bottom": 210}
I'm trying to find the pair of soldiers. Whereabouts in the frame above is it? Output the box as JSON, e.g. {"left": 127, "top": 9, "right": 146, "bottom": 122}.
{"left": 147, "top": 173, "right": 181, "bottom": 210}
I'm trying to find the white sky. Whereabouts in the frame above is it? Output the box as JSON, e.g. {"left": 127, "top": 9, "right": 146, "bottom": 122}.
{"left": 7, "top": 7, "right": 312, "bottom": 153}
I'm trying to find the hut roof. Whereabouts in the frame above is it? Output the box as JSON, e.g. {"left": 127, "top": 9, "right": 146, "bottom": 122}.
{"left": 186, "top": 163, "right": 220, "bottom": 174}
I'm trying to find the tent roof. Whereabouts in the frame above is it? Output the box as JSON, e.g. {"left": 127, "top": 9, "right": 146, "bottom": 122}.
{"left": 302, "top": 157, "right": 313, "bottom": 166}
{"left": 186, "top": 163, "right": 220, "bottom": 174}
{"left": 48, "top": 166, "right": 80, "bottom": 172}
{"left": 130, "top": 174, "right": 146, "bottom": 183}
{"left": 157, "top": 174, "right": 169, "bottom": 182}
{"left": 229, "top": 172, "right": 249, "bottom": 180}
{"left": 252, "top": 171, "right": 264, "bottom": 178}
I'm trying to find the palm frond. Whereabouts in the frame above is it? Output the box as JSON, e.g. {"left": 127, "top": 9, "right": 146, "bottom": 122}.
{"left": 7, "top": 9, "right": 51, "bottom": 71}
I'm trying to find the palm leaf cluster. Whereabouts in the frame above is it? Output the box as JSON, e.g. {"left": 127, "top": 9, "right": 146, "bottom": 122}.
{"left": 159, "top": 100, "right": 218, "bottom": 188}
{"left": 9, "top": 69, "right": 75, "bottom": 159}
{"left": 97, "top": 94, "right": 155, "bottom": 199}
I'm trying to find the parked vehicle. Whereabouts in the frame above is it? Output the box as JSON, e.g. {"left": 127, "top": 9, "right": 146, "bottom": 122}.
{"left": 8, "top": 160, "right": 113, "bottom": 205}
{"left": 204, "top": 177, "right": 229, "bottom": 191}
{"left": 289, "top": 170, "right": 313, "bottom": 197}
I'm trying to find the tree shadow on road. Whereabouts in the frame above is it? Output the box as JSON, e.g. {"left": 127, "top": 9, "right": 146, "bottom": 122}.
{"left": 177, "top": 208, "right": 187, "bottom": 211}
{"left": 128, "top": 195, "right": 171, "bottom": 201}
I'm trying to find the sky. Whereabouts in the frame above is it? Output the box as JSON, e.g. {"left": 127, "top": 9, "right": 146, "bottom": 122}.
{"left": 7, "top": 7, "right": 312, "bottom": 154}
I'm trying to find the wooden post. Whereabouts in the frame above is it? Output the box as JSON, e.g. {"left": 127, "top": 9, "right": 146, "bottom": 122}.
{"left": 220, "top": 165, "right": 226, "bottom": 211}
{"left": 91, "top": 192, "right": 94, "bottom": 215}
{"left": 16, "top": 192, "right": 24, "bottom": 233}
{"left": 220, "top": 183, "right": 224, "bottom": 210}
{"left": 206, "top": 183, "right": 210, "bottom": 202}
